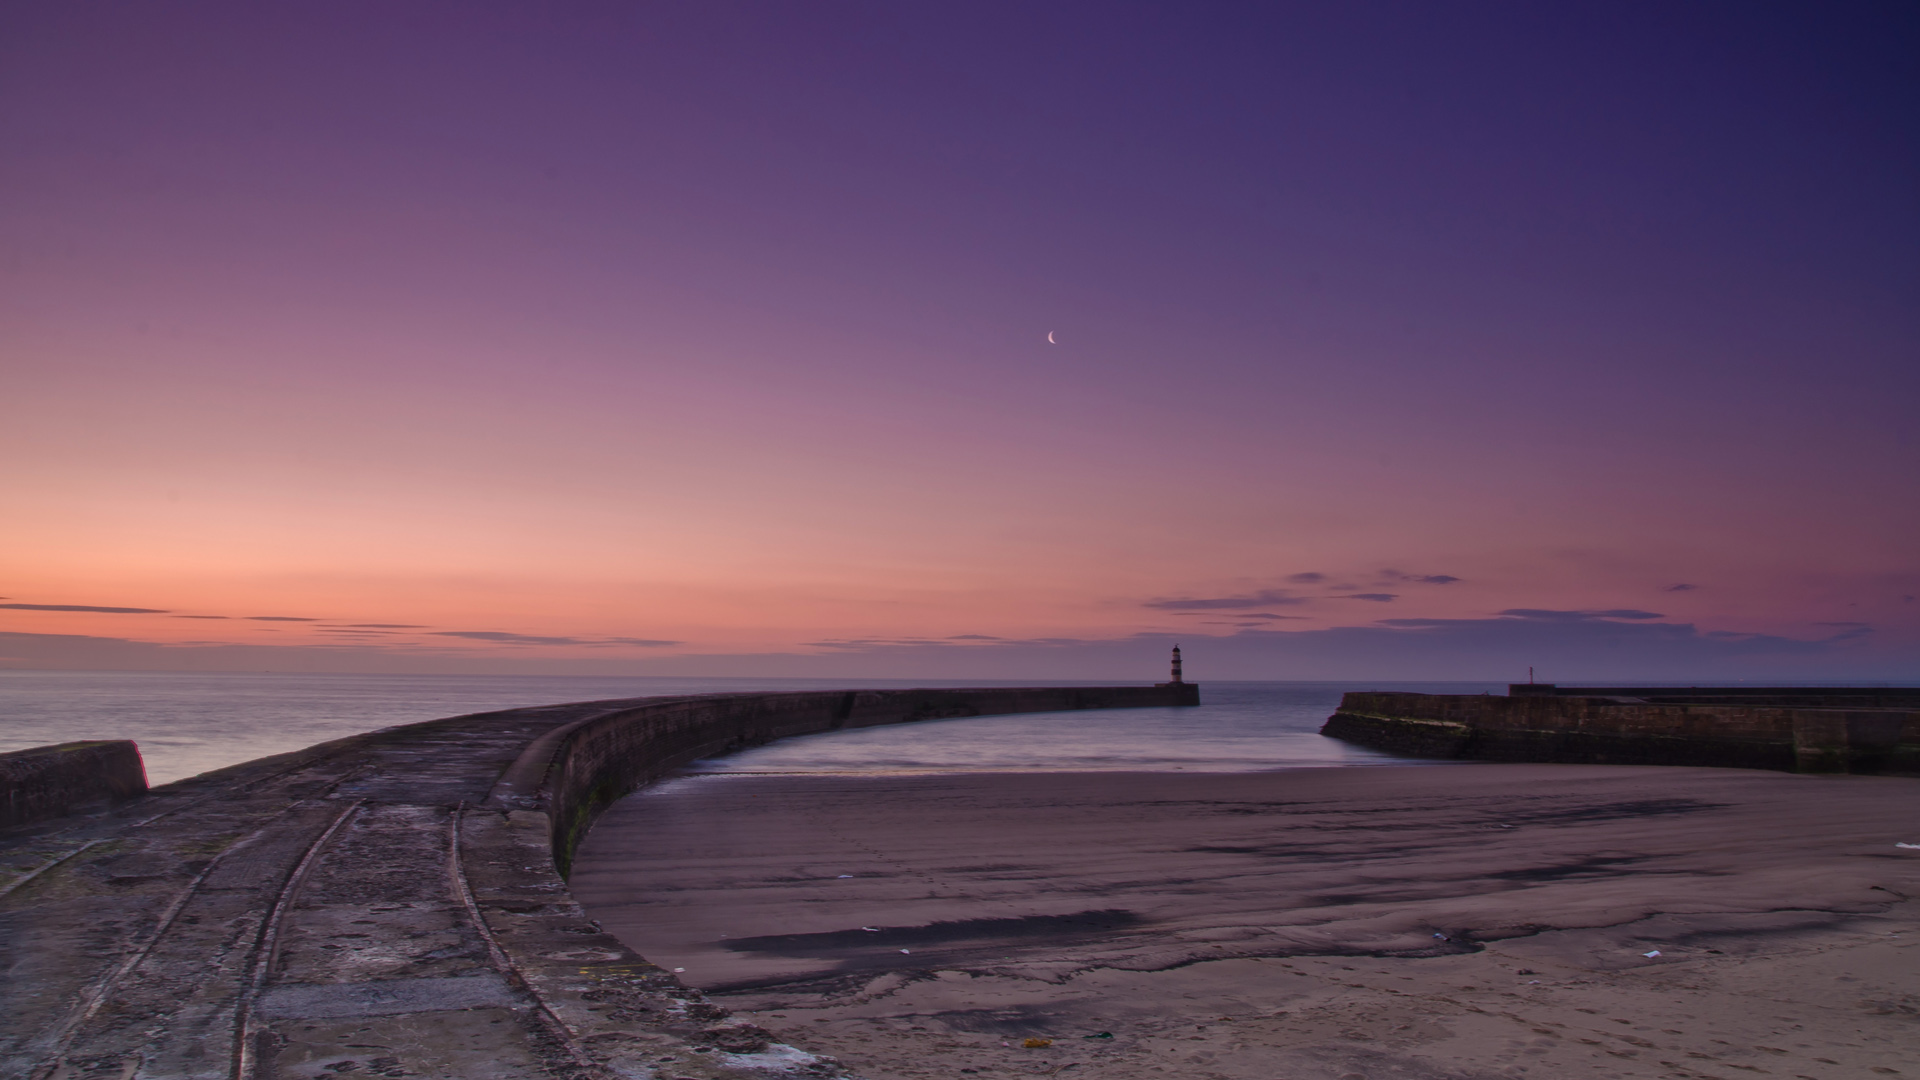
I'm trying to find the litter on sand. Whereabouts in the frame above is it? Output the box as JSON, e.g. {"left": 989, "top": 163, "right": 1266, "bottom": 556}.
{"left": 673, "top": 967, "right": 686, "bottom": 972}
{"left": 1432, "top": 932, "right": 1450, "bottom": 941}
{"left": 1022, "top": 1038, "right": 1053, "bottom": 1048}
{"left": 899, "top": 949, "right": 911, "bottom": 954}
{"left": 1896, "top": 843, "right": 1920, "bottom": 850}
{"left": 862, "top": 926, "right": 881, "bottom": 932}
{"left": 1642, "top": 950, "right": 1662, "bottom": 958}
{"left": 1082, "top": 1032, "right": 1114, "bottom": 1040}
{"left": 837, "top": 874, "right": 855, "bottom": 878}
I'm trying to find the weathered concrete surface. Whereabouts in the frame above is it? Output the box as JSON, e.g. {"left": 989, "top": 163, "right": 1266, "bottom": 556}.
{"left": 2, "top": 741, "right": 149, "bottom": 829}
{"left": 1322, "top": 688, "right": 1920, "bottom": 774}
{"left": 0, "top": 685, "right": 1193, "bottom": 1080}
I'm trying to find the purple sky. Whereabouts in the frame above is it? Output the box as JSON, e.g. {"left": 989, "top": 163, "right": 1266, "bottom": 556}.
{"left": 3, "top": 2, "right": 1916, "bottom": 680}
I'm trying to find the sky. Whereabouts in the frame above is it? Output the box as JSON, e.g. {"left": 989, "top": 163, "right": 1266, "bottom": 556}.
{"left": 2, "top": 1, "right": 1916, "bottom": 682}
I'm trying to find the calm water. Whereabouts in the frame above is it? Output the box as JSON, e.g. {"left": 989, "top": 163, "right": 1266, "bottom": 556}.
{"left": 0, "top": 672, "right": 1497, "bottom": 784}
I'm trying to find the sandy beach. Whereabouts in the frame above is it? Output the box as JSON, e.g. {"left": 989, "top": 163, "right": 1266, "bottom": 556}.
{"left": 571, "top": 764, "right": 1920, "bottom": 1079}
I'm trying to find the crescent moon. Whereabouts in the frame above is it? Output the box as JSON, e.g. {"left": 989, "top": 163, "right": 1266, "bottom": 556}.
{"left": 1046, "top": 331, "right": 1056, "bottom": 344}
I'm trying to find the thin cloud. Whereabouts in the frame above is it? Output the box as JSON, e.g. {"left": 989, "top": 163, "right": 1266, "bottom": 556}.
{"left": 1663, "top": 583, "right": 1700, "bottom": 592}
{"left": 1496, "top": 608, "right": 1664, "bottom": 622}
{"left": 434, "top": 631, "right": 591, "bottom": 645}
{"left": 805, "top": 635, "right": 1095, "bottom": 650}
{"left": 336, "top": 623, "right": 430, "bottom": 629}
{"left": 1286, "top": 572, "right": 1326, "bottom": 583}
{"left": 806, "top": 637, "right": 949, "bottom": 649}
{"left": 1170, "top": 611, "right": 1303, "bottom": 620}
{"left": 174, "top": 615, "right": 230, "bottom": 619}
{"left": 1143, "top": 589, "right": 1307, "bottom": 610}
{"left": 247, "top": 616, "right": 320, "bottom": 622}
{"left": 431, "top": 630, "right": 679, "bottom": 647}
{"left": 1379, "top": 569, "right": 1461, "bottom": 585}
{"left": 1338, "top": 593, "right": 1398, "bottom": 602}
{"left": 0, "top": 603, "right": 170, "bottom": 614}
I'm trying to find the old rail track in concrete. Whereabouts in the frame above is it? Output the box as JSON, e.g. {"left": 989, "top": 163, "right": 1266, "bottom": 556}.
{"left": 1, "top": 685, "right": 1194, "bottom": 1080}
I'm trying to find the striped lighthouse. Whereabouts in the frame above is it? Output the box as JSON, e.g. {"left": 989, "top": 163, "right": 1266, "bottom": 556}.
{"left": 1155, "top": 644, "right": 1199, "bottom": 703}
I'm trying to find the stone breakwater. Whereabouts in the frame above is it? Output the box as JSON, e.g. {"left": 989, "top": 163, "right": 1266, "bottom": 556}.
{"left": 1321, "top": 685, "right": 1920, "bottom": 774}
{"left": 2, "top": 740, "right": 148, "bottom": 828}
{"left": 0, "top": 683, "right": 1195, "bottom": 1080}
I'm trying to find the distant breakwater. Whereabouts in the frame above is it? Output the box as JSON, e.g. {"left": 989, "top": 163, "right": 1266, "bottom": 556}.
{"left": 1321, "top": 685, "right": 1920, "bottom": 774}
{"left": 0, "top": 683, "right": 1196, "bottom": 1080}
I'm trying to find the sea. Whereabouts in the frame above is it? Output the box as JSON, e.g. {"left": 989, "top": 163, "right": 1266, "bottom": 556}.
{"left": 0, "top": 671, "right": 1503, "bottom": 785}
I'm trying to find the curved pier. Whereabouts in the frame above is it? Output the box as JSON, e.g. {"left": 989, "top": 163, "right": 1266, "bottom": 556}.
{"left": 0, "top": 684, "right": 1194, "bottom": 1080}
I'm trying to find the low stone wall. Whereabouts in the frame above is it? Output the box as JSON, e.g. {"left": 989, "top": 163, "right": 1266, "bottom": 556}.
{"left": 501, "top": 684, "right": 1199, "bottom": 874}
{"left": 1323, "top": 691, "right": 1920, "bottom": 773}
{"left": 0, "top": 740, "right": 148, "bottom": 828}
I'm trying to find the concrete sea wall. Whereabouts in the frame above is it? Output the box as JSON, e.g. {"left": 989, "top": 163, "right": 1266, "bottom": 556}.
{"left": 1512, "top": 685, "right": 1920, "bottom": 708}
{"left": 0, "top": 740, "right": 148, "bottom": 828}
{"left": 1322, "top": 690, "right": 1920, "bottom": 773}
{"left": 0, "top": 683, "right": 1195, "bottom": 1080}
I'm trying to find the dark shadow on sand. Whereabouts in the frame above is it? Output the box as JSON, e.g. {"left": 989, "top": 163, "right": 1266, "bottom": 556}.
{"left": 720, "top": 909, "right": 1144, "bottom": 957}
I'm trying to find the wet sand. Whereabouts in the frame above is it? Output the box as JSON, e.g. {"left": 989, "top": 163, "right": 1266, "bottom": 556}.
{"left": 571, "top": 765, "right": 1920, "bottom": 1079}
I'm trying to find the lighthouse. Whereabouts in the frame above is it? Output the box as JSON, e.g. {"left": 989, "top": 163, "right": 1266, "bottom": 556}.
{"left": 1155, "top": 644, "right": 1199, "bottom": 703}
